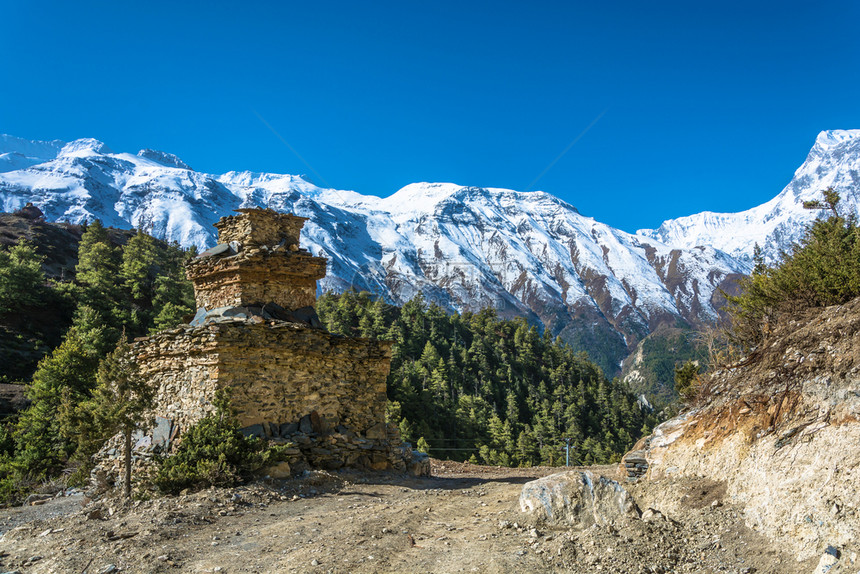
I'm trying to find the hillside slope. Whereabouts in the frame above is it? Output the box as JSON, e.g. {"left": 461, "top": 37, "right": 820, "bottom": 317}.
{"left": 630, "top": 296, "right": 860, "bottom": 562}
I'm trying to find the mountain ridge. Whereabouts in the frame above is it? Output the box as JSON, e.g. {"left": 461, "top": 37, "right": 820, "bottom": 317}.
{"left": 5, "top": 131, "right": 856, "bottom": 376}
{"left": 638, "top": 129, "right": 860, "bottom": 264}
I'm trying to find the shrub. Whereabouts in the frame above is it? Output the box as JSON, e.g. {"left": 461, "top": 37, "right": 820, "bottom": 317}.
{"left": 726, "top": 189, "right": 860, "bottom": 350}
{"left": 674, "top": 360, "right": 701, "bottom": 401}
{"left": 154, "top": 390, "right": 285, "bottom": 494}
{"left": 416, "top": 436, "right": 430, "bottom": 454}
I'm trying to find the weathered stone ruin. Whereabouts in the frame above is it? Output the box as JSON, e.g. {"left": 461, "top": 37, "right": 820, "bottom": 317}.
{"left": 99, "top": 208, "right": 427, "bottom": 483}
{"left": 186, "top": 210, "right": 326, "bottom": 313}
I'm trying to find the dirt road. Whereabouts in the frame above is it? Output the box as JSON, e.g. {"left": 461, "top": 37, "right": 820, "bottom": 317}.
{"left": 0, "top": 461, "right": 812, "bottom": 573}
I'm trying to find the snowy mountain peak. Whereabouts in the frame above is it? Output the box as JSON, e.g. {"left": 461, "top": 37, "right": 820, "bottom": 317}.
{"left": 639, "top": 129, "right": 860, "bottom": 264}
{"left": 0, "top": 134, "right": 65, "bottom": 158}
{"left": 813, "top": 129, "right": 860, "bottom": 150}
{"left": 383, "top": 182, "right": 464, "bottom": 211}
{"left": 221, "top": 170, "right": 316, "bottom": 188}
{"left": 0, "top": 134, "right": 66, "bottom": 173}
{"left": 137, "top": 149, "right": 192, "bottom": 170}
{"left": 58, "top": 138, "right": 113, "bottom": 157}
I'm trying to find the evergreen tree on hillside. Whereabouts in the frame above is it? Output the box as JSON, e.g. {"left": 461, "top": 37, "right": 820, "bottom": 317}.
{"left": 727, "top": 188, "right": 860, "bottom": 350}
{"left": 75, "top": 220, "right": 123, "bottom": 331}
{"left": 87, "top": 335, "right": 154, "bottom": 498}
{"left": 0, "top": 241, "right": 75, "bottom": 382}
{"left": 13, "top": 308, "right": 108, "bottom": 478}
{"left": 318, "top": 291, "right": 657, "bottom": 466}
{"left": 2, "top": 224, "right": 195, "bottom": 484}
{"left": 0, "top": 241, "right": 47, "bottom": 314}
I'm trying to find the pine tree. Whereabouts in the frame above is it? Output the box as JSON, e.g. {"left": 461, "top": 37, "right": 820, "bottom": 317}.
{"left": 15, "top": 322, "right": 103, "bottom": 477}
{"left": 674, "top": 360, "right": 701, "bottom": 401}
{"left": 75, "top": 220, "right": 122, "bottom": 328}
{"left": 87, "top": 335, "right": 154, "bottom": 498}
{"left": 416, "top": 437, "right": 430, "bottom": 454}
{"left": 0, "top": 241, "right": 47, "bottom": 314}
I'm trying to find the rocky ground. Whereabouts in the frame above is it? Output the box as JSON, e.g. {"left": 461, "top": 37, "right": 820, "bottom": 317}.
{"left": 0, "top": 460, "right": 819, "bottom": 574}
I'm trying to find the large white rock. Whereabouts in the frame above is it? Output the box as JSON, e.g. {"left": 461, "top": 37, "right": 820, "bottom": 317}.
{"left": 519, "top": 470, "right": 640, "bottom": 528}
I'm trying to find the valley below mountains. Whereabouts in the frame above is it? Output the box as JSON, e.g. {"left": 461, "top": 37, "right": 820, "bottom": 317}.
{"left": 1, "top": 130, "right": 858, "bottom": 384}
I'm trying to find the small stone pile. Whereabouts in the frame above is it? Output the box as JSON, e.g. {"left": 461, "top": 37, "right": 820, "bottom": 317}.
{"left": 619, "top": 438, "right": 650, "bottom": 481}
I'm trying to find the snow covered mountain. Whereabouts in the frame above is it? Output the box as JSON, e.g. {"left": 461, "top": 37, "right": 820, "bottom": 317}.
{"left": 0, "top": 135, "right": 66, "bottom": 173}
{"left": 0, "top": 135, "right": 747, "bottom": 374}
{"left": 638, "top": 130, "right": 860, "bottom": 264}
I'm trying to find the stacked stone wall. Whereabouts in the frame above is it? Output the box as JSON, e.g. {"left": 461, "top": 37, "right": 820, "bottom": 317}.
{"left": 133, "top": 326, "right": 222, "bottom": 434}
{"left": 187, "top": 250, "right": 326, "bottom": 311}
{"left": 133, "top": 321, "right": 391, "bottom": 445}
{"left": 214, "top": 322, "right": 391, "bottom": 434}
{"left": 214, "top": 209, "right": 306, "bottom": 247}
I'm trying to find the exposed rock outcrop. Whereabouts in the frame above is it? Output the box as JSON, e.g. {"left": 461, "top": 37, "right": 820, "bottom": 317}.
{"left": 627, "top": 297, "right": 860, "bottom": 561}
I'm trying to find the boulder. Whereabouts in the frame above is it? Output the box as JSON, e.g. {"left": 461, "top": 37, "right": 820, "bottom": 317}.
{"left": 408, "top": 451, "right": 431, "bottom": 476}
{"left": 519, "top": 470, "right": 640, "bottom": 528}
{"left": 264, "top": 461, "right": 291, "bottom": 479}
{"left": 14, "top": 202, "right": 44, "bottom": 220}
{"left": 811, "top": 546, "right": 840, "bottom": 574}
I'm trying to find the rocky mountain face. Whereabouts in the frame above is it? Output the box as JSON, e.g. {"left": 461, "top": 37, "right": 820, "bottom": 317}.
{"left": 639, "top": 129, "right": 860, "bottom": 265}
{"left": 0, "top": 135, "right": 749, "bottom": 375}
{"left": 628, "top": 296, "right": 860, "bottom": 563}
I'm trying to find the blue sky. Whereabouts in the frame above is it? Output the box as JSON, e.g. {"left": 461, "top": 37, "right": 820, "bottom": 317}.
{"left": 2, "top": 1, "right": 858, "bottom": 232}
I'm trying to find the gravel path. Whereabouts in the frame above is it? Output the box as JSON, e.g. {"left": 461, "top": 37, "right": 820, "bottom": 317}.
{"left": 0, "top": 461, "right": 814, "bottom": 573}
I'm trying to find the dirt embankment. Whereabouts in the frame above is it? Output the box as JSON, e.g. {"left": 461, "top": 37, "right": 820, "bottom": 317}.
{"left": 0, "top": 460, "right": 813, "bottom": 574}
{"left": 639, "top": 297, "right": 860, "bottom": 563}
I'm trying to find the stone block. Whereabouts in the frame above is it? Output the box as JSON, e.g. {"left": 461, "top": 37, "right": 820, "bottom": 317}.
{"left": 309, "top": 411, "right": 324, "bottom": 434}
{"left": 152, "top": 417, "right": 173, "bottom": 449}
{"left": 240, "top": 424, "right": 265, "bottom": 439}
{"left": 320, "top": 458, "right": 344, "bottom": 471}
{"left": 293, "top": 434, "right": 312, "bottom": 445}
{"left": 263, "top": 461, "right": 291, "bottom": 479}
{"left": 365, "top": 422, "right": 387, "bottom": 440}
{"left": 299, "top": 415, "right": 314, "bottom": 435}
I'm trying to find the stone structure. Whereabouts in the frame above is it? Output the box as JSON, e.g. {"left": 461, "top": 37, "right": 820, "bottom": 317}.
{"left": 186, "top": 209, "right": 327, "bottom": 312}
{"left": 104, "top": 208, "right": 427, "bottom": 480}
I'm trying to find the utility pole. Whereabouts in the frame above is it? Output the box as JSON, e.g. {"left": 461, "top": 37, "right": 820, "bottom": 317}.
{"left": 563, "top": 437, "right": 572, "bottom": 467}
